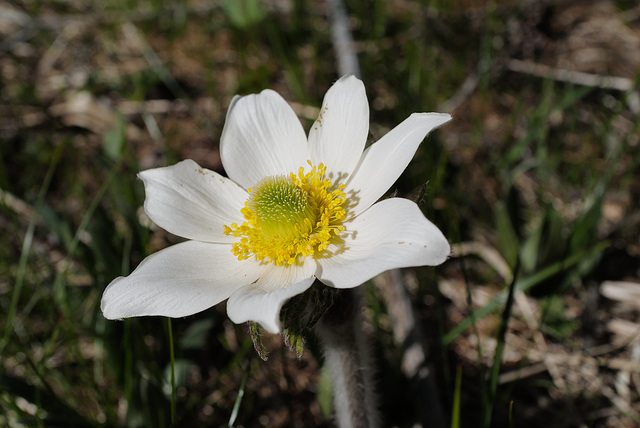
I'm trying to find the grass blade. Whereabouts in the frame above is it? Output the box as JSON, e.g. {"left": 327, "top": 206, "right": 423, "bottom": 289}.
{"left": 167, "top": 317, "right": 176, "bottom": 425}
{"left": 228, "top": 365, "right": 250, "bottom": 427}
{"left": 450, "top": 366, "right": 462, "bottom": 428}
{"left": 0, "top": 143, "right": 63, "bottom": 355}
{"left": 482, "top": 260, "right": 519, "bottom": 428}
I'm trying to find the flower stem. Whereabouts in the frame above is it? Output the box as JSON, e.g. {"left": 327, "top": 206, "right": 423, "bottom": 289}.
{"left": 166, "top": 317, "right": 176, "bottom": 424}
{"left": 315, "top": 288, "right": 379, "bottom": 428}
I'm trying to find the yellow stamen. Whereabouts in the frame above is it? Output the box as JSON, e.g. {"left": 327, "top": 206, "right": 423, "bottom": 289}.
{"left": 224, "top": 162, "right": 347, "bottom": 266}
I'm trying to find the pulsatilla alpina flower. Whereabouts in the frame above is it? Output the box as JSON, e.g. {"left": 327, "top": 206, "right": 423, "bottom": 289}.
{"left": 101, "top": 75, "right": 451, "bottom": 333}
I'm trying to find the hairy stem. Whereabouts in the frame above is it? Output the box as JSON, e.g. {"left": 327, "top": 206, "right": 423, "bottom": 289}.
{"left": 316, "top": 288, "right": 378, "bottom": 428}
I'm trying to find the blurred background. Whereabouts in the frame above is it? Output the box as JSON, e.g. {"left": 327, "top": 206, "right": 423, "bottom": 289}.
{"left": 1, "top": 0, "right": 639, "bottom": 426}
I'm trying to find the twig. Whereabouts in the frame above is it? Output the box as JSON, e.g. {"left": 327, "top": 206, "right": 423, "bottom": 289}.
{"left": 0, "top": 188, "right": 35, "bottom": 224}
{"left": 438, "top": 72, "right": 480, "bottom": 113}
{"left": 326, "top": 0, "right": 360, "bottom": 78}
{"left": 374, "top": 270, "right": 446, "bottom": 428}
{"left": 601, "top": 280, "right": 640, "bottom": 311}
{"left": 507, "top": 59, "right": 635, "bottom": 92}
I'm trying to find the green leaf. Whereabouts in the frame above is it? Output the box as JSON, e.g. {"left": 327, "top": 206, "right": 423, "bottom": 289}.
{"left": 282, "top": 327, "right": 305, "bottom": 358}
{"left": 102, "top": 111, "right": 127, "bottom": 161}
{"left": 495, "top": 201, "right": 520, "bottom": 269}
{"left": 223, "top": 0, "right": 266, "bottom": 29}
{"left": 538, "top": 205, "right": 566, "bottom": 265}
{"left": 180, "top": 318, "right": 216, "bottom": 350}
{"left": 523, "top": 205, "right": 568, "bottom": 277}
{"left": 248, "top": 321, "right": 269, "bottom": 361}
{"left": 162, "top": 359, "right": 192, "bottom": 395}
{"left": 569, "top": 181, "right": 604, "bottom": 253}
{"left": 38, "top": 201, "right": 74, "bottom": 252}
{"left": 318, "top": 366, "right": 333, "bottom": 419}
{"left": 520, "top": 216, "right": 543, "bottom": 273}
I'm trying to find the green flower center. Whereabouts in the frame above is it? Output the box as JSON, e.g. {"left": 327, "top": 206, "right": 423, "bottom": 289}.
{"left": 249, "top": 175, "right": 315, "bottom": 239}
{"left": 224, "top": 162, "right": 347, "bottom": 266}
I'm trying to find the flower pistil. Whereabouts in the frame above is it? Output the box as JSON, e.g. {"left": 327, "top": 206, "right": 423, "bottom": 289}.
{"left": 224, "top": 161, "right": 347, "bottom": 266}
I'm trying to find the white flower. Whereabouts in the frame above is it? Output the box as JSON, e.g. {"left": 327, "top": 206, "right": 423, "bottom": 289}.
{"left": 101, "top": 75, "right": 451, "bottom": 334}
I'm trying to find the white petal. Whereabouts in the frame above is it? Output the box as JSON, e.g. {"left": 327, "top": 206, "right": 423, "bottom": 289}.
{"left": 220, "top": 90, "right": 310, "bottom": 189}
{"left": 226, "top": 259, "right": 316, "bottom": 333}
{"left": 308, "top": 75, "right": 369, "bottom": 183}
{"left": 345, "top": 113, "right": 451, "bottom": 216}
{"left": 101, "top": 241, "right": 262, "bottom": 319}
{"left": 317, "top": 198, "right": 450, "bottom": 289}
{"left": 140, "top": 159, "right": 247, "bottom": 243}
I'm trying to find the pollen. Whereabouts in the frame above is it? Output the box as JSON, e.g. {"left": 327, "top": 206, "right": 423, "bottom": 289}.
{"left": 224, "top": 162, "right": 347, "bottom": 266}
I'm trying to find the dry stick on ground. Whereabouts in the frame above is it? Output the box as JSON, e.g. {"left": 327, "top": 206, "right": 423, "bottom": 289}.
{"left": 326, "top": 0, "right": 360, "bottom": 79}
{"left": 373, "top": 270, "right": 447, "bottom": 428}
{"left": 450, "top": 241, "right": 574, "bottom": 390}
{"left": 438, "top": 71, "right": 479, "bottom": 113}
{"left": 506, "top": 59, "right": 634, "bottom": 92}
{"left": 506, "top": 59, "right": 640, "bottom": 114}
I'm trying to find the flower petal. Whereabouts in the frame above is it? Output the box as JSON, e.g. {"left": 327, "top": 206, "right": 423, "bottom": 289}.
{"left": 226, "top": 259, "right": 316, "bottom": 333}
{"left": 101, "top": 241, "right": 262, "bottom": 319}
{"left": 220, "top": 90, "right": 310, "bottom": 189}
{"left": 308, "top": 75, "right": 369, "bottom": 183}
{"left": 140, "top": 159, "right": 247, "bottom": 243}
{"left": 317, "top": 198, "right": 450, "bottom": 289}
{"left": 345, "top": 113, "right": 451, "bottom": 215}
